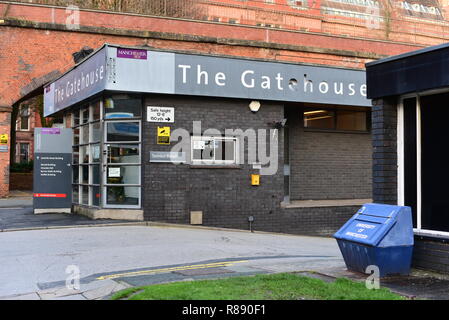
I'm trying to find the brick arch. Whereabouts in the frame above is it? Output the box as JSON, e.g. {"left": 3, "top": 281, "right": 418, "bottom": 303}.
{"left": 0, "top": 1, "right": 427, "bottom": 108}
{"left": 0, "top": 1, "right": 433, "bottom": 197}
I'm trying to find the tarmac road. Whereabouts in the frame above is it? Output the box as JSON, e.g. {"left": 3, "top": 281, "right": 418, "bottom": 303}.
{"left": 0, "top": 225, "right": 345, "bottom": 298}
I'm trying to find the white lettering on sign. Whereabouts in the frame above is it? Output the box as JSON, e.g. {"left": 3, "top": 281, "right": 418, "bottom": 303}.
{"left": 356, "top": 223, "right": 375, "bottom": 229}
{"left": 177, "top": 64, "right": 367, "bottom": 99}
{"left": 54, "top": 66, "right": 105, "bottom": 105}
{"left": 147, "top": 106, "right": 175, "bottom": 123}
{"left": 345, "top": 232, "right": 368, "bottom": 239}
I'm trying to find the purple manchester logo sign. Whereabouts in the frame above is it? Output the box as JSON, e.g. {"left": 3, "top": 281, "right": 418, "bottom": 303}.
{"left": 117, "top": 48, "right": 148, "bottom": 60}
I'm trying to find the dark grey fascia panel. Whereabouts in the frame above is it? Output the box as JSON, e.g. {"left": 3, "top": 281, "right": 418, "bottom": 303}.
{"left": 366, "top": 43, "right": 449, "bottom": 99}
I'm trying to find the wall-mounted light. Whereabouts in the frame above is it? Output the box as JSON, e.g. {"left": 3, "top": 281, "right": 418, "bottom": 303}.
{"left": 249, "top": 101, "right": 261, "bottom": 113}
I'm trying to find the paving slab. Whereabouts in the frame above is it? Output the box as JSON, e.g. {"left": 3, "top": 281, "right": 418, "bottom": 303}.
{"left": 82, "top": 282, "right": 130, "bottom": 300}
{"left": 315, "top": 266, "right": 449, "bottom": 300}
{"left": 0, "top": 292, "right": 41, "bottom": 300}
{"left": 38, "top": 286, "right": 83, "bottom": 300}
{"left": 53, "top": 294, "right": 87, "bottom": 300}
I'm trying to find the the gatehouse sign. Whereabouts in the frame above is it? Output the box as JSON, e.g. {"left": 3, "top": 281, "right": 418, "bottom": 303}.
{"left": 44, "top": 44, "right": 370, "bottom": 117}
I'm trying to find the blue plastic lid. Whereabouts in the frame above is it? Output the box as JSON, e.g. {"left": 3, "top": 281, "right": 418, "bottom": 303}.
{"left": 334, "top": 203, "right": 413, "bottom": 247}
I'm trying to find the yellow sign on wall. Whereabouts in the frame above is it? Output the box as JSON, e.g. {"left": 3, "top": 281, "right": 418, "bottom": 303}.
{"left": 0, "top": 134, "right": 8, "bottom": 145}
{"left": 157, "top": 127, "right": 170, "bottom": 145}
{"left": 251, "top": 174, "right": 260, "bottom": 186}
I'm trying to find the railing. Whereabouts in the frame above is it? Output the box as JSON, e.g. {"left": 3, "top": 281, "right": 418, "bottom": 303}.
{"left": 6, "top": 0, "right": 449, "bottom": 46}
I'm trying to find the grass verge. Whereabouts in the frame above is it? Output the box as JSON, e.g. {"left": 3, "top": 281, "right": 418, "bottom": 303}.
{"left": 110, "top": 273, "right": 405, "bottom": 300}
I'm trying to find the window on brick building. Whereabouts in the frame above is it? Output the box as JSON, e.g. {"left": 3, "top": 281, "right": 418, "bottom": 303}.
{"left": 17, "top": 105, "right": 30, "bottom": 131}
{"left": 303, "top": 108, "right": 369, "bottom": 132}
{"left": 18, "top": 143, "right": 30, "bottom": 163}
{"left": 191, "top": 136, "right": 239, "bottom": 165}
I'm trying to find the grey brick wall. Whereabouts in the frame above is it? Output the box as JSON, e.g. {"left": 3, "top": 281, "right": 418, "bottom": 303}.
{"left": 141, "top": 95, "right": 367, "bottom": 236}
{"left": 413, "top": 237, "right": 449, "bottom": 274}
{"left": 371, "top": 98, "right": 398, "bottom": 204}
{"left": 143, "top": 95, "right": 285, "bottom": 230}
{"left": 279, "top": 206, "right": 358, "bottom": 236}
{"left": 288, "top": 107, "right": 372, "bottom": 201}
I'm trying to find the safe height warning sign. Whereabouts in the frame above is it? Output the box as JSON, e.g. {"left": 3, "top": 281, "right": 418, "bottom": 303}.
{"left": 147, "top": 106, "right": 175, "bottom": 123}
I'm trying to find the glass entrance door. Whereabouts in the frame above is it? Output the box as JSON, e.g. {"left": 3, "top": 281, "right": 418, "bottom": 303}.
{"left": 102, "top": 119, "right": 142, "bottom": 208}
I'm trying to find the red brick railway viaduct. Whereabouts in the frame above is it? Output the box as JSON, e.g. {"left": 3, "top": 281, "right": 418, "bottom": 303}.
{"left": 0, "top": 1, "right": 442, "bottom": 197}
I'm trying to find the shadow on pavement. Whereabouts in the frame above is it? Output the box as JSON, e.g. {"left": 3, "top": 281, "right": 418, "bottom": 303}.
{"left": 0, "top": 191, "right": 137, "bottom": 231}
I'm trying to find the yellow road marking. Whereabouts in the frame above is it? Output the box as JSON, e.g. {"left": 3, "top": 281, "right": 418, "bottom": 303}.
{"left": 97, "top": 260, "right": 249, "bottom": 280}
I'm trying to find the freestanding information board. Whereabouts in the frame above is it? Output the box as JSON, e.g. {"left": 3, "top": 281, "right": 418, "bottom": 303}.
{"left": 33, "top": 128, "right": 73, "bottom": 214}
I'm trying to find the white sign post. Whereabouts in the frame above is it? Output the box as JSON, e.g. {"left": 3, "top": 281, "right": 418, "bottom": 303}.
{"left": 147, "top": 106, "right": 175, "bottom": 123}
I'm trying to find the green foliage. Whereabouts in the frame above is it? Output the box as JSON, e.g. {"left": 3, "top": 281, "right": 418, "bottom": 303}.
{"left": 35, "top": 95, "right": 53, "bottom": 128}
{"left": 10, "top": 160, "right": 34, "bottom": 173}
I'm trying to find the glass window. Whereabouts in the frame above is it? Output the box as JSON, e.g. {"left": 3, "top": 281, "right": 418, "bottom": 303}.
{"left": 81, "top": 186, "right": 89, "bottom": 205}
{"left": 303, "top": 109, "right": 368, "bottom": 132}
{"left": 73, "top": 128, "right": 80, "bottom": 145}
{"left": 72, "top": 146, "right": 79, "bottom": 164}
{"left": 73, "top": 110, "right": 80, "bottom": 127}
{"left": 72, "top": 165, "right": 79, "bottom": 184}
{"left": 82, "top": 108, "right": 90, "bottom": 124}
{"left": 71, "top": 106, "right": 106, "bottom": 208}
{"left": 106, "top": 186, "right": 140, "bottom": 206}
{"left": 303, "top": 110, "right": 335, "bottom": 129}
{"left": 216, "top": 140, "right": 236, "bottom": 162}
{"left": 193, "top": 139, "right": 214, "bottom": 161}
{"left": 19, "top": 143, "right": 30, "bottom": 163}
{"left": 92, "top": 101, "right": 101, "bottom": 121}
{"left": 91, "top": 144, "right": 101, "bottom": 163}
{"left": 91, "top": 122, "right": 101, "bottom": 142}
{"left": 107, "top": 166, "right": 140, "bottom": 185}
{"left": 81, "top": 125, "right": 90, "bottom": 144}
{"left": 92, "top": 164, "right": 100, "bottom": 185}
{"left": 19, "top": 106, "right": 30, "bottom": 131}
{"left": 106, "top": 122, "right": 140, "bottom": 142}
{"left": 104, "top": 96, "right": 141, "bottom": 119}
{"left": 80, "top": 145, "right": 90, "bottom": 164}
{"left": 91, "top": 186, "right": 100, "bottom": 207}
{"left": 81, "top": 165, "right": 89, "bottom": 184}
{"left": 336, "top": 110, "right": 367, "bottom": 131}
{"left": 72, "top": 185, "right": 79, "bottom": 204}
{"left": 107, "top": 144, "right": 140, "bottom": 164}
{"left": 191, "top": 137, "right": 238, "bottom": 164}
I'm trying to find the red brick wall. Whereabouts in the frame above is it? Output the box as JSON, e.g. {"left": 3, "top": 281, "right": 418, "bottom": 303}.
{"left": 0, "top": 108, "right": 11, "bottom": 198}
{"left": 0, "top": 2, "right": 447, "bottom": 196}
{"left": 0, "top": 2, "right": 432, "bottom": 108}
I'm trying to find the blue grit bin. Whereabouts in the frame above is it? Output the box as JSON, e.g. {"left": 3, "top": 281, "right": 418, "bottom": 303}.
{"left": 334, "top": 203, "right": 414, "bottom": 277}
